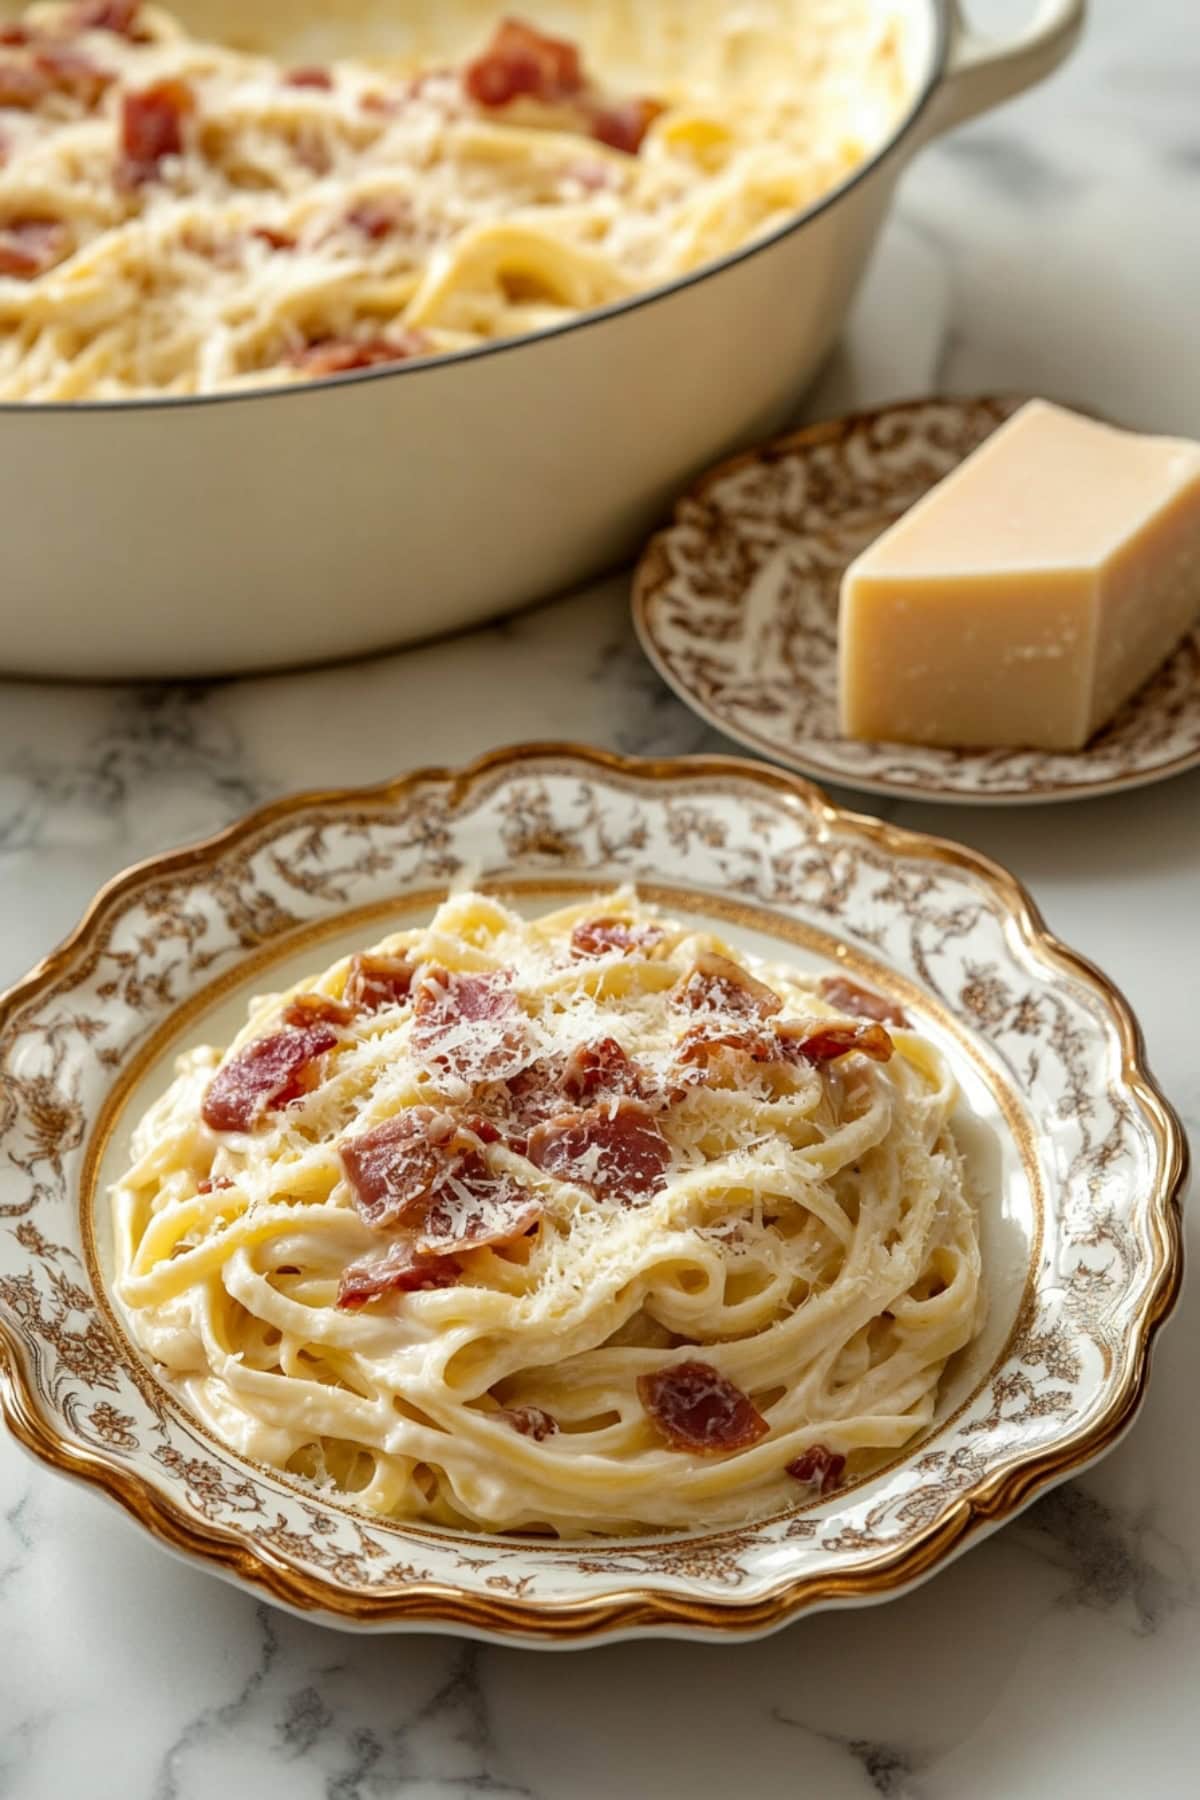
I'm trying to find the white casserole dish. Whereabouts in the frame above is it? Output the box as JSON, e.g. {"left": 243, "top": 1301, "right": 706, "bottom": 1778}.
{"left": 0, "top": 0, "right": 1084, "bottom": 678}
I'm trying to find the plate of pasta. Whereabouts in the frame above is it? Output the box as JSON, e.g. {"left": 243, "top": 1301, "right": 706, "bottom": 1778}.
{"left": 0, "top": 745, "right": 1182, "bottom": 1642}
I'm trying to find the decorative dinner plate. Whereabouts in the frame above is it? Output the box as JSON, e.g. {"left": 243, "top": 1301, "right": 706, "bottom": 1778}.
{"left": 632, "top": 398, "right": 1200, "bottom": 805}
{"left": 0, "top": 746, "right": 1184, "bottom": 1644}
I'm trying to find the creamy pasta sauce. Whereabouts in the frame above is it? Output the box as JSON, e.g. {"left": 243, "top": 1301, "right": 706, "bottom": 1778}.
{"left": 0, "top": 1, "right": 912, "bottom": 398}
{"left": 111, "top": 890, "right": 983, "bottom": 1536}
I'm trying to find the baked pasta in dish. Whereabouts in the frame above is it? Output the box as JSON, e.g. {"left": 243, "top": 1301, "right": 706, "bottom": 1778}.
{"left": 112, "top": 890, "right": 983, "bottom": 1536}
{"left": 0, "top": 1, "right": 910, "bottom": 398}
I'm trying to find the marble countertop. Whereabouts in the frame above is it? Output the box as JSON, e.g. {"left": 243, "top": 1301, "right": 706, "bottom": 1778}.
{"left": 2, "top": 2, "right": 1198, "bottom": 1794}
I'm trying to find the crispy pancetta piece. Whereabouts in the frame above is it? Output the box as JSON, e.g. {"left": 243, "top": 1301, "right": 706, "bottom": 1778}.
{"left": 526, "top": 1098, "right": 670, "bottom": 1202}
{"left": 202, "top": 1021, "right": 338, "bottom": 1131}
{"left": 638, "top": 1361, "right": 770, "bottom": 1453}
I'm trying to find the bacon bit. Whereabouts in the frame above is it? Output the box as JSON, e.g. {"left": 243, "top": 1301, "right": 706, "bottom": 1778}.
{"left": 485, "top": 1058, "right": 566, "bottom": 1145}
{"left": 71, "top": 0, "right": 148, "bottom": 38}
{"left": 337, "top": 1241, "right": 461, "bottom": 1309}
{"left": 36, "top": 45, "right": 114, "bottom": 106}
{"left": 344, "top": 951, "right": 415, "bottom": 1014}
{"left": 563, "top": 1035, "right": 633, "bottom": 1099}
{"left": 503, "top": 1405, "right": 558, "bottom": 1441}
{"left": 120, "top": 78, "right": 194, "bottom": 182}
{"left": 464, "top": 15, "right": 584, "bottom": 109}
{"left": 588, "top": 96, "right": 663, "bottom": 154}
{"left": 286, "top": 332, "right": 429, "bottom": 377}
{"left": 282, "top": 991, "right": 355, "bottom": 1029}
{"left": 638, "top": 1361, "right": 769, "bottom": 1454}
{"left": 411, "top": 966, "right": 529, "bottom": 1087}
{"left": 786, "top": 1444, "right": 847, "bottom": 1495}
{"left": 673, "top": 1014, "right": 892, "bottom": 1081}
{"left": 0, "top": 58, "right": 42, "bottom": 107}
{"left": 0, "top": 24, "right": 31, "bottom": 46}
{"left": 344, "top": 195, "right": 412, "bottom": 240}
{"left": 673, "top": 1020, "right": 779, "bottom": 1070}
{"left": 340, "top": 1107, "right": 540, "bottom": 1255}
{"left": 570, "top": 916, "right": 664, "bottom": 959}
{"left": 674, "top": 952, "right": 782, "bottom": 1020}
{"left": 464, "top": 1114, "right": 503, "bottom": 1146}
{"left": 777, "top": 1020, "right": 894, "bottom": 1066}
{"left": 339, "top": 1106, "right": 459, "bottom": 1229}
{"left": 419, "top": 1159, "right": 541, "bottom": 1257}
{"left": 250, "top": 224, "right": 297, "bottom": 252}
{"left": 196, "top": 1174, "right": 234, "bottom": 1195}
{"left": 476, "top": 1046, "right": 660, "bottom": 1152}
{"left": 563, "top": 1036, "right": 660, "bottom": 1106}
{"left": 818, "top": 974, "right": 909, "bottom": 1029}
{"left": 1, "top": 47, "right": 113, "bottom": 108}
{"left": 526, "top": 1098, "right": 670, "bottom": 1203}
{"left": 202, "top": 1021, "right": 338, "bottom": 1132}
{"left": 0, "top": 217, "right": 69, "bottom": 279}
{"left": 359, "top": 90, "right": 395, "bottom": 115}
{"left": 285, "top": 65, "right": 333, "bottom": 91}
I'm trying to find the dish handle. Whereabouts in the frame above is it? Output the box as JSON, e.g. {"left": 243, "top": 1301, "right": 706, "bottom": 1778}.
{"left": 922, "top": 0, "right": 1086, "bottom": 137}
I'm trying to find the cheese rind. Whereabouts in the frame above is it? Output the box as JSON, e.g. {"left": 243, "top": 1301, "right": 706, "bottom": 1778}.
{"left": 838, "top": 400, "right": 1200, "bottom": 752}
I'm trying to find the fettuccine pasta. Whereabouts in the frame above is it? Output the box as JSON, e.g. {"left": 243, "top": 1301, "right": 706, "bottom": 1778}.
{"left": 111, "top": 890, "right": 983, "bottom": 1536}
{"left": 0, "top": 1, "right": 911, "bottom": 398}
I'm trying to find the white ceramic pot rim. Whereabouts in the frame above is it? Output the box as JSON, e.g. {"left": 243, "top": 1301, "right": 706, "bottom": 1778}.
{"left": 0, "top": 0, "right": 1083, "bottom": 417}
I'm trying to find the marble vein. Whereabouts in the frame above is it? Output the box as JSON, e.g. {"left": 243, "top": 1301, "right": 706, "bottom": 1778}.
{"left": 845, "top": 1740, "right": 925, "bottom": 1800}
{"left": 775, "top": 1707, "right": 929, "bottom": 1800}
{"left": 0, "top": 1712, "right": 55, "bottom": 1800}
{"left": 0, "top": 687, "right": 260, "bottom": 860}
{"left": 1015, "top": 1485, "right": 1197, "bottom": 1636}
{"left": 0, "top": 1486, "right": 35, "bottom": 1609}
{"left": 152, "top": 1605, "right": 282, "bottom": 1800}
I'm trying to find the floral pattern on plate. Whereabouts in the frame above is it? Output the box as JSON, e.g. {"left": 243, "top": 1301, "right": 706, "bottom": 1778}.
{"left": 0, "top": 746, "right": 1184, "bottom": 1642}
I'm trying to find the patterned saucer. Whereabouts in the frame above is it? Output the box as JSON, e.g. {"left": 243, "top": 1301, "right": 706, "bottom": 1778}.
{"left": 633, "top": 397, "right": 1200, "bottom": 806}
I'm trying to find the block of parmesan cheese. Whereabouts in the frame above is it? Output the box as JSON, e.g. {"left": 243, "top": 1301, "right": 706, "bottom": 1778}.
{"left": 838, "top": 400, "right": 1200, "bottom": 751}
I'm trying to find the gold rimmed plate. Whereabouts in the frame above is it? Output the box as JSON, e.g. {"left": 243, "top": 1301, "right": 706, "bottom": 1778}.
{"left": 0, "top": 745, "right": 1184, "bottom": 1643}
{"left": 633, "top": 398, "right": 1200, "bottom": 805}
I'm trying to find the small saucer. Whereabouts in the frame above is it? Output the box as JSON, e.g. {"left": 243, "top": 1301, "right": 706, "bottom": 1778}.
{"left": 633, "top": 396, "right": 1200, "bottom": 805}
